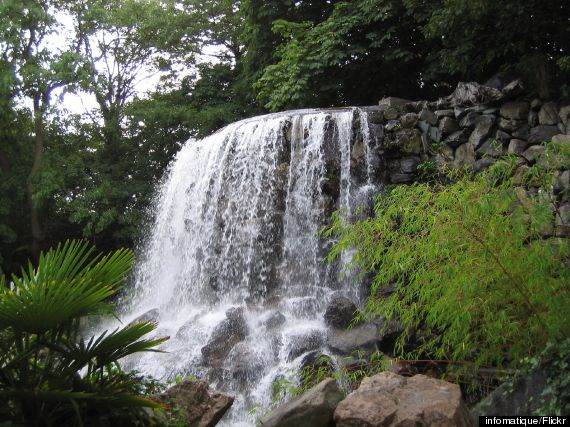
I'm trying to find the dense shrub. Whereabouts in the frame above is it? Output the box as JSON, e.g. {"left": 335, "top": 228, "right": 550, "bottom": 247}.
{"left": 0, "top": 241, "right": 167, "bottom": 426}
{"left": 324, "top": 151, "right": 570, "bottom": 368}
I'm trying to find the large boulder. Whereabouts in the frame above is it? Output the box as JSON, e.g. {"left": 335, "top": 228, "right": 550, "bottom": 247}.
{"left": 471, "top": 369, "right": 548, "bottom": 421}
{"left": 334, "top": 372, "right": 474, "bottom": 427}
{"left": 468, "top": 115, "right": 495, "bottom": 149}
{"left": 446, "top": 82, "right": 504, "bottom": 107}
{"left": 500, "top": 101, "right": 529, "bottom": 120}
{"left": 153, "top": 379, "right": 234, "bottom": 427}
{"left": 287, "top": 329, "right": 325, "bottom": 361}
{"left": 324, "top": 296, "right": 358, "bottom": 329}
{"left": 384, "top": 128, "right": 423, "bottom": 155}
{"left": 528, "top": 125, "right": 559, "bottom": 145}
{"left": 260, "top": 378, "right": 344, "bottom": 427}
{"left": 327, "top": 322, "right": 378, "bottom": 355}
{"left": 201, "top": 307, "right": 248, "bottom": 366}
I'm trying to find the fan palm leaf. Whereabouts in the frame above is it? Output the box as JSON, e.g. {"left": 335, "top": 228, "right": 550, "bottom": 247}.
{"left": 0, "top": 241, "right": 134, "bottom": 334}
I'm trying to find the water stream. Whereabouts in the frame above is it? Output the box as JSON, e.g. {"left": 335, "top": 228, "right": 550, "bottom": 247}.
{"left": 123, "top": 108, "right": 383, "bottom": 425}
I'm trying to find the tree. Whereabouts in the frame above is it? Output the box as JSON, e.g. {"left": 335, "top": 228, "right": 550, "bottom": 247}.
{"left": 0, "top": 240, "right": 167, "bottom": 426}
{"left": 404, "top": 0, "right": 570, "bottom": 97}
{"left": 253, "top": 0, "right": 435, "bottom": 111}
{"left": 0, "top": 0, "right": 85, "bottom": 259}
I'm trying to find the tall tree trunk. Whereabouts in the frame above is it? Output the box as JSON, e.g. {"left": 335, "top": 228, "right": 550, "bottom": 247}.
{"left": 27, "top": 94, "right": 45, "bottom": 260}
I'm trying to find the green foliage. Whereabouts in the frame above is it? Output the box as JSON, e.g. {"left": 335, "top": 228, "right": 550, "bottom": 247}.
{"left": 324, "top": 154, "right": 570, "bottom": 368}
{"left": 0, "top": 240, "right": 168, "bottom": 426}
{"left": 254, "top": 0, "right": 429, "bottom": 111}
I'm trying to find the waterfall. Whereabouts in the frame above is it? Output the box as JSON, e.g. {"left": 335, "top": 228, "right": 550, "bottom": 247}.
{"left": 125, "top": 107, "right": 383, "bottom": 426}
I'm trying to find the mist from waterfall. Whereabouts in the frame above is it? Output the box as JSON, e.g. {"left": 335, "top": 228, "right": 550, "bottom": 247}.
{"left": 123, "top": 108, "right": 382, "bottom": 426}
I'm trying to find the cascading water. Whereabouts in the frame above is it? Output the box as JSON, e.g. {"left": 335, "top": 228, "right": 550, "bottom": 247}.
{"left": 123, "top": 107, "right": 383, "bottom": 426}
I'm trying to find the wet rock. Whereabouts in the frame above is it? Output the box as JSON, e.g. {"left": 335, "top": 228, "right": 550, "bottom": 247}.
{"left": 512, "top": 125, "right": 529, "bottom": 140}
{"left": 334, "top": 372, "right": 473, "bottom": 427}
{"left": 389, "top": 173, "right": 414, "bottom": 184}
{"left": 522, "top": 145, "right": 545, "bottom": 164}
{"left": 528, "top": 125, "right": 559, "bottom": 145}
{"left": 472, "top": 369, "right": 548, "bottom": 421}
{"left": 384, "top": 128, "right": 422, "bottom": 155}
{"left": 384, "top": 119, "right": 400, "bottom": 132}
{"left": 227, "top": 342, "right": 264, "bottom": 388}
{"left": 538, "top": 102, "right": 559, "bottom": 125}
{"left": 265, "top": 311, "right": 286, "bottom": 330}
{"left": 468, "top": 115, "right": 495, "bottom": 149}
{"left": 556, "top": 204, "right": 570, "bottom": 237}
{"left": 528, "top": 110, "right": 539, "bottom": 127}
{"left": 327, "top": 322, "right": 378, "bottom": 355}
{"left": 498, "top": 117, "right": 526, "bottom": 133}
{"left": 501, "top": 79, "right": 524, "bottom": 98}
{"left": 474, "top": 158, "right": 497, "bottom": 173}
{"left": 500, "top": 101, "right": 529, "bottom": 120}
{"left": 553, "top": 134, "right": 570, "bottom": 144}
{"left": 459, "top": 111, "right": 479, "bottom": 128}
{"left": 438, "top": 116, "right": 460, "bottom": 136}
{"left": 494, "top": 129, "right": 510, "bottom": 143}
{"left": 444, "top": 129, "right": 469, "bottom": 148}
{"left": 417, "top": 119, "right": 430, "bottom": 133}
{"left": 530, "top": 99, "right": 542, "bottom": 110}
{"left": 153, "top": 379, "right": 234, "bottom": 427}
{"left": 428, "top": 126, "right": 442, "bottom": 143}
{"left": 435, "top": 109, "right": 455, "bottom": 118}
{"left": 476, "top": 139, "right": 504, "bottom": 158}
{"left": 201, "top": 307, "right": 248, "bottom": 366}
{"left": 453, "top": 143, "right": 476, "bottom": 168}
{"left": 419, "top": 108, "right": 437, "bottom": 126}
{"left": 383, "top": 107, "right": 399, "bottom": 120}
{"left": 379, "top": 97, "right": 411, "bottom": 108}
{"left": 553, "top": 170, "right": 570, "bottom": 194}
{"left": 559, "top": 105, "right": 570, "bottom": 125}
{"left": 128, "top": 308, "right": 159, "bottom": 326}
{"left": 366, "top": 109, "right": 384, "bottom": 124}
{"left": 324, "top": 296, "right": 358, "bottom": 329}
{"left": 434, "top": 144, "right": 455, "bottom": 166}
{"left": 288, "top": 330, "right": 325, "bottom": 361}
{"left": 260, "top": 378, "right": 344, "bottom": 427}
{"left": 400, "top": 112, "right": 418, "bottom": 129}
{"left": 508, "top": 139, "right": 528, "bottom": 155}
{"left": 446, "top": 81, "right": 504, "bottom": 107}
{"left": 372, "top": 316, "right": 403, "bottom": 354}
{"left": 400, "top": 156, "right": 420, "bottom": 174}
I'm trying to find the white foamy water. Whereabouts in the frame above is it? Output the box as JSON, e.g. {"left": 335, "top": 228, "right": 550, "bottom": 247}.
{"left": 122, "top": 108, "right": 382, "bottom": 425}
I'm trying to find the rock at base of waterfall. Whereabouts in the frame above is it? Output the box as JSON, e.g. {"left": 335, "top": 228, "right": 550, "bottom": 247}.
{"left": 153, "top": 379, "right": 234, "bottom": 427}
{"left": 333, "top": 372, "right": 474, "bottom": 427}
{"left": 287, "top": 330, "right": 325, "bottom": 361}
{"left": 201, "top": 307, "right": 248, "bottom": 366}
{"left": 260, "top": 378, "right": 344, "bottom": 427}
{"left": 384, "top": 128, "right": 422, "bottom": 155}
{"left": 324, "top": 296, "right": 358, "bottom": 329}
{"left": 326, "top": 322, "right": 378, "bottom": 355}
{"left": 372, "top": 315, "right": 404, "bottom": 354}
{"left": 128, "top": 308, "right": 159, "bottom": 326}
{"left": 265, "top": 311, "right": 286, "bottom": 329}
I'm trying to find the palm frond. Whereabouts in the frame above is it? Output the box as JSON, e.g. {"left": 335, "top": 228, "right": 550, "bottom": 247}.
{"left": 0, "top": 241, "right": 134, "bottom": 334}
